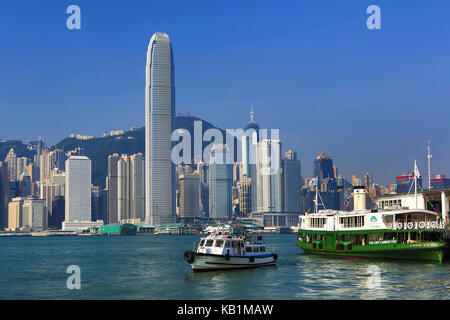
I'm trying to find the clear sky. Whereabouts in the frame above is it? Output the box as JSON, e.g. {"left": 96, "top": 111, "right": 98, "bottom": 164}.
{"left": 0, "top": 0, "right": 449, "bottom": 185}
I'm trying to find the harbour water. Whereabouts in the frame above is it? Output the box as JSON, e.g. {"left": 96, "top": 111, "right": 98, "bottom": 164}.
{"left": 0, "top": 234, "right": 449, "bottom": 300}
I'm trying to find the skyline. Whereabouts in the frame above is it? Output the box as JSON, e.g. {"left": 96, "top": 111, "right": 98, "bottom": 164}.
{"left": 0, "top": 1, "right": 449, "bottom": 185}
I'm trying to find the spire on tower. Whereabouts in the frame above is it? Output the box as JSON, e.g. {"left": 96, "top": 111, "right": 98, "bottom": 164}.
{"left": 250, "top": 104, "right": 254, "bottom": 123}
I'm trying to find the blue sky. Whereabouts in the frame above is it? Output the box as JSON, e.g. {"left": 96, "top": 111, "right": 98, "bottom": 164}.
{"left": 0, "top": 0, "right": 449, "bottom": 184}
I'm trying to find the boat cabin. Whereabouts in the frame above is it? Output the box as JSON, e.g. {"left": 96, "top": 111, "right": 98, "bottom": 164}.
{"left": 197, "top": 233, "right": 268, "bottom": 257}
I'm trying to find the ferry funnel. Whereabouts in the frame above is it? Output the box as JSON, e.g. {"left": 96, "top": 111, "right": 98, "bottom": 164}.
{"left": 353, "top": 187, "right": 367, "bottom": 211}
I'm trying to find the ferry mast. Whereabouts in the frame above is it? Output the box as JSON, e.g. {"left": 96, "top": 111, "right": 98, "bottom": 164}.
{"left": 427, "top": 140, "right": 432, "bottom": 190}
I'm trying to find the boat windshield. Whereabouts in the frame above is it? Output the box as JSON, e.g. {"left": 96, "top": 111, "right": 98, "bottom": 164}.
{"left": 205, "top": 239, "right": 214, "bottom": 247}
{"left": 215, "top": 240, "right": 224, "bottom": 248}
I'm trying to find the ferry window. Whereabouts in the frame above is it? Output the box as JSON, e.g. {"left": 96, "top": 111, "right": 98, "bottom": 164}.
{"left": 383, "top": 233, "right": 396, "bottom": 240}
{"left": 422, "top": 232, "right": 439, "bottom": 242}
{"left": 205, "top": 239, "right": 214, "bottom": 247}
{"left": 215, "top": 240, "right": 224, "bottom": 248}
{"left": 260, "top": 246, "right": 266, "bottom": 252}
{"left": 246, "top": 247, "right": 252, "bottom": 252}
{"left": 199, "top": 240, "right": 205, "bottom": 246}
{"left": 368, "top": 233, "right": 383, "bottom": 241}
{"left": 253, "top": 246, "right": 259, "bottom": 252}
{"left": 225, "top": 240, "right": 231, "bottom": 248}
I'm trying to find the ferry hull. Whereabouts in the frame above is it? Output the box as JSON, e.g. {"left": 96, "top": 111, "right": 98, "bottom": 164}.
{"left": 191, "top": 253, "right": 277, "bottom": 272}
{"left": 297, "top": 241, "right": 448, "bottom": 262}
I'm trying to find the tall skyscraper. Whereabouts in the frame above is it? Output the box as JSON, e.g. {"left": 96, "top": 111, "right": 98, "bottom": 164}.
{"left": 256, "top": 139, "right": 283, "bottom": 213}
{"left": 145, "top": 32, "right": 176, "bottom": 225}
{"left": 117, "top": 153, "right": 145, "bottom": 222}
{"left": 0, "top": 162, "right": 10, "bottom": 229}
{"left": 242, "top": 106, "right": 260, "bottom": 213}
{"left": 179, "top": 174, "right": 200, "bottom": 219}
{"left": 364, "top": 171, "right": 373, "bottom": 188}
{"left": 209, "top": 144, "right": 232, "bottom": 219}
{"left": 16, "top": 157, "right": 28, "bottom": 180}
{"left": 64, "top": 156, "right": 92, "bottom": 223}
{"left": 313, "top": 152, "right": 334, "bottom": 185}
{"left": 107, "top": 154, "right": 121, "bottom": 224}
{"left": 197, "top": 162, "right": 209, "bottom": 217}
{"left": 237, "top": 177, "right": 252, "bottom": 216}
{"left": 283, "top": 149, "right": 302, "bottom": 213}
{"left": 4, "top": 148, "right": 17, "bottom": 181}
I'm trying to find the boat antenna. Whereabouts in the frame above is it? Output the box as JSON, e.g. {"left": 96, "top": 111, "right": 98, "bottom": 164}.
{"left": 314, "top": 177, "right": 326, "bottom": 213}
{"left": 414, "top": 160, "right": 419, "bottom": 209}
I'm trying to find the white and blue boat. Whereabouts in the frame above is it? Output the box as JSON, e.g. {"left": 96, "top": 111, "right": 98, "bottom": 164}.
{"left": 184, "top": 229, "right": 278, "bottom": 272}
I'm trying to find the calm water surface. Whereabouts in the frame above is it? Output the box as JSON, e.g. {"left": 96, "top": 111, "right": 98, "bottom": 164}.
{"left": 0, "top": 234, "right": 449, "bottom": 299}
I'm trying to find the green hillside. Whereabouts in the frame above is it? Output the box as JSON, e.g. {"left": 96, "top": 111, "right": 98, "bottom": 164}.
{"left": 53, "top": 116, "right": 233, "bottom": 188}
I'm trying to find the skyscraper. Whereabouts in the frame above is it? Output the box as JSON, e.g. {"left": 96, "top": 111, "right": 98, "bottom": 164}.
{"left": 64, "top": 156, "right": 91, "bottom": 224}
{"left": 145, "top": 32, "right": 176, "bottom": 225}
{"left": 117, "top": 153, "right": 145, "bottom": 222}
{"left": 256, "top": 139, "right": 283, "bottom": 213}
{"left": 107, "top": 154, "right": 121, "bottom": 224}
{"left": 4, "top": 148, "right": 17, "bottom": 181}
{"left": 209, "top": 144, "right": 232, "bottom": 219}
{"left": 283, "top": 149, "right": 302, "bottom": 213}
{"left": 364, "top": 171, "right": 373, "bottom": 188}
{"left": 313, "top": 152, "right": 334, "bottom": 185}
{"left": 179, "top": 174, "right": 200, "bottom": 220}
{"left": 242, "top": 106, "right": 260, "bottom": 213}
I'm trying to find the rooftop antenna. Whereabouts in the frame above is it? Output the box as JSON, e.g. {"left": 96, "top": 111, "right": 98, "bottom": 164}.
{"left": 427, "top": 140, "right": 432, "bottom": 190}
{"left": 250, "top": 104, "right": 254, "bottom": 122}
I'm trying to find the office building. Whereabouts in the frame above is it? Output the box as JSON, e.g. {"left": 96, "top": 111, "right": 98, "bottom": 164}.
{"left": 0, "top": 162, "right": 9, "bottom": 229}
{"left": 179, "top": 174, "right": 200, "bottom": 219}
{"left": 283, "top": 149, "right": 302, "bottom": 213}
{"left": 256, "top": 139, "right": 283, "bottom": 213}
{"left": 4, "top": 148, "right": 17, "bottom": 181}
{"left": 209, "top": 144, "right": 232, "bottom": 219}
{"left": 145, "top": 32, "right": 176, "bottom": 225}
{"left": 237, "top": 177, "right": 252, "bottom": 216}
{"left": 63, "top": 156, "right": 96, "bottom": 231}
{"left": 197, "top": 162, "right": 209, "bottom": 217}
{"left": 313, "top": 152, "right": 334, "bottom": 185}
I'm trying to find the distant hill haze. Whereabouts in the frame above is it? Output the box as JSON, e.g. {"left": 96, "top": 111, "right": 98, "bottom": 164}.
{"left": 1, "top": 116, "right": 238, "bottom": 188}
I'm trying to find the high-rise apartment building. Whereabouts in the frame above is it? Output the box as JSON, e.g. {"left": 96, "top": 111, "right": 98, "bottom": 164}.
{"left": 117, "top": 153, "right": 145, "bottom": 222}
{"left": 107, "top": 154, "right": 121, "bottom": 224}
{"left": 145, "top": 32, "right": 176, "bottom": 225}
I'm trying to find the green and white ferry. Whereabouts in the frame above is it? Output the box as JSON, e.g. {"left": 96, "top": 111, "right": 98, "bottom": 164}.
{"left": 296, "top": 170, "right": 449, "bottom": 262}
